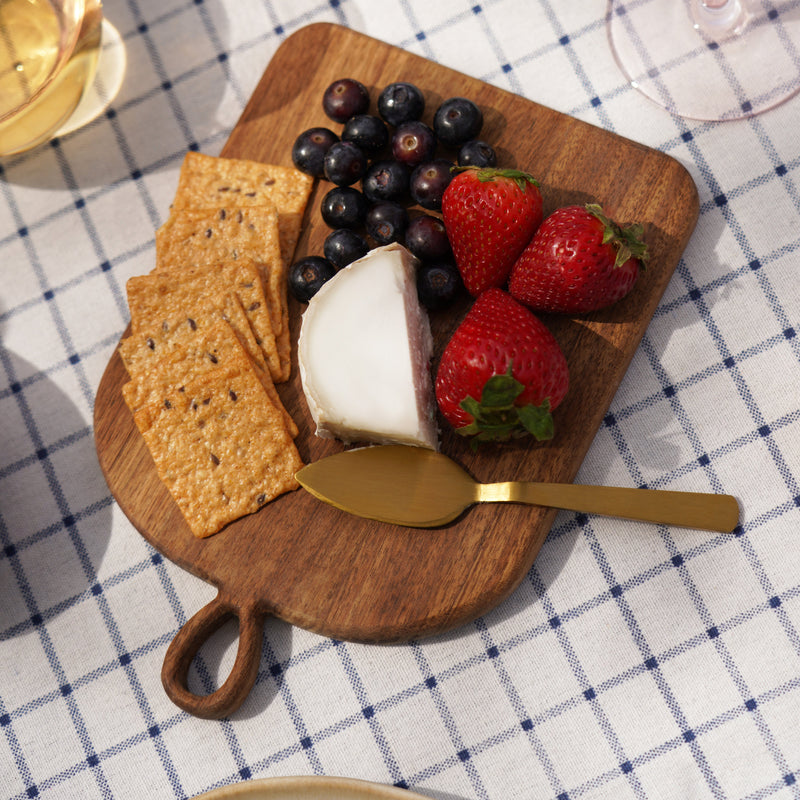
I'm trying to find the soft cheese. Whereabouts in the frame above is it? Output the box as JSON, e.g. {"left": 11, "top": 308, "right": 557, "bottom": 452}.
{"left": 298, "top": 242, "right": 438, "bottom": 449}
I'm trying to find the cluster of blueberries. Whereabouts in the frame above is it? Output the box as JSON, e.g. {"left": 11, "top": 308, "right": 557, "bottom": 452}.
{"left": 288, "top": 78, "right": 496, "bottom": 307}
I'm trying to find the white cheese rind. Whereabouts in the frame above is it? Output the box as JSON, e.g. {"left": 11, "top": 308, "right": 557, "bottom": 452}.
{"left": 298, "top": 243, "right": 438, "bottom": 449}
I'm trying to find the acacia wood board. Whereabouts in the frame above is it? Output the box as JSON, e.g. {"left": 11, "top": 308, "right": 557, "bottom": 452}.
{"left": 94, "top": 22, "right": 699, "bottom": 718}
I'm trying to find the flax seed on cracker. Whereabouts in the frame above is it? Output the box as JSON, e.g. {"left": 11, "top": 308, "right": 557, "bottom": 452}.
{"left": 127, "top": 258, "right": 286, "bottom": 384}
{"left": 119, "top": 316, "right": 297, "bottom": 438}
{"left": 154, "top": 209, "right": 291, "bottom": 381}
{"left": 126, "top": 349, "right": 303, "bottom": 538}
{"left": 170, "top": 151, "right": 313, "bottom": 270}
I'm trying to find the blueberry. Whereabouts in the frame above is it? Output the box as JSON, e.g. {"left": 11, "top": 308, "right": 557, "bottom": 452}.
{"left": 434, "top": 97, "right": 483, "bottom": 147}
{"left": 366, "top": 201, "right": 409, "bottom": 245}
{"left": 377, "top": 81, "right": 425, "bottom": 126}
{"left": 320, "top": 186, "right": 368, "bottom": 229}
{"left": 391, "top": 120, "right": 437, "bottom": 167}
{"left": 288, "top": 256, "right": 337, "bottom": 302}
{"left": 362, "top": 159, "right": 410, "bottom": 203}
{"left": 410, "top": 159, "right": 454, "bottom": 210}
{"left": 457, "top": 139, "right": 496, "bottom": 168}
{"left": 324, "top": 228, "right": 370, "bottom": 269}
{"left": 323, "top": 141, "right": 368, "bottom": 186}
{"left": 322, "top": 78, "right": 370, "bottom": 123}
{"left": 342, "top": 114, "right": 389, "bottom": 155}
{"left": 291, "top": 127, "right": 340, "bottom": 177}
{"left": 417, "top": 260, "right": 463, "bottom": 310}
{"left": 404, "top": 214, "right": 452, "bottom": 262}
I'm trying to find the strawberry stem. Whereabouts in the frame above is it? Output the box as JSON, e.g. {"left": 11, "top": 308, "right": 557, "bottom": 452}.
{"left": 456, "top": 363, "right": 554, "bottom": 448}
{"left": 452, "top": 165, "right": 540, "bottom": 193}
{"left": 585, "top": 203, "right": 649, "bottom": 269}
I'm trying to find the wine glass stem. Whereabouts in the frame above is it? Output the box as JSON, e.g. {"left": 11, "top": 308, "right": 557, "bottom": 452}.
{"left": 692, "top": 0, "right": 750, "bottom": 35}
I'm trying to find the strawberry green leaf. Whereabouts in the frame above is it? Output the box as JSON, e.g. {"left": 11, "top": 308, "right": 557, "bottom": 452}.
{"left": 585, "top": 203, "right": 649, "bottom": 269}
{"left": 455, "top": 364, "right": 555, "bottom": 447}
{"left": 453, "top": 165, "right": 540, "bottom": 193}
{"left": 517, "top": 399, "right": 554, "bottom": 441}
{"left": 478, "top": 369, "right": 525, "bottom": 408}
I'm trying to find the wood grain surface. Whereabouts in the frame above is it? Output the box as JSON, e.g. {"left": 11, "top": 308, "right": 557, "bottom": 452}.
{"left": 93, "top": 22, "right": 699, "bottom": 718}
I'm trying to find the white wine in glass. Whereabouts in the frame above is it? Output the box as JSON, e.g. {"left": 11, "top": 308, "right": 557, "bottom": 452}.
{"left": 607, "top": 0, "right": 800, "bottom": 121}
{"left": 0, "top": 0, "right": 102, "bottom": 156}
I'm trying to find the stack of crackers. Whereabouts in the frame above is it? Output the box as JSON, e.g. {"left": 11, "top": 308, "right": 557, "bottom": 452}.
{"left": 120, "top": 152, "right": 314, "bottom": 538}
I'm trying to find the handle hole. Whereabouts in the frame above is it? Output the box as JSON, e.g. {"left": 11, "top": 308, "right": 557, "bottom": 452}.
{"left": 186, "top": 614, "right": 242, "bottom": 697}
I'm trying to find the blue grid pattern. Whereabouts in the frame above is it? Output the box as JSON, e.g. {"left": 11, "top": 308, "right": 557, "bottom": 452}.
{"left": 2, "top": 0, "right": 800, "bottom": 798}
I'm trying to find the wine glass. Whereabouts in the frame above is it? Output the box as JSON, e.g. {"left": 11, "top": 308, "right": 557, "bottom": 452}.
{"left": 607, "top": 0, "right": 800, "bottom": 121}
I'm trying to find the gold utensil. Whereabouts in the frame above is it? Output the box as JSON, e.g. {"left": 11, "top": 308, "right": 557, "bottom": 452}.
{"left": 296, "top": 445, "right": 740, "bottom": 531}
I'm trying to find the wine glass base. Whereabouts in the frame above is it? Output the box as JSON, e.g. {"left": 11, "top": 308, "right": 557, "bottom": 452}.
{"left": 57, "top": 18, "right": 126, "bottom": 137}
{"left": 607, "top": 0, "right": 800, "bottom": 121}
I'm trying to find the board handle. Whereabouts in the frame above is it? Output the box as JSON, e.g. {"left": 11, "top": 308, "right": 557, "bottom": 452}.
{"left": 161, "top": 592, "right": 264, "bottom": 719}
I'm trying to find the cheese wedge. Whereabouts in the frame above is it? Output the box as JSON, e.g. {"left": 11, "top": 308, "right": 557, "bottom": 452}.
{"left": 298, "top": 243, "right": 438, "bottom": 449}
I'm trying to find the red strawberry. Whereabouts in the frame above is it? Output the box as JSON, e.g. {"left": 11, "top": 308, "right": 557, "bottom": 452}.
{"left": 508, "top": 203, "right": 648, "bottom": 314}
{"left": 435, "top": 288, "right": 569, "bottom": 445}
{"left": 441, "top": 166, "right": 543, "bottom": 296}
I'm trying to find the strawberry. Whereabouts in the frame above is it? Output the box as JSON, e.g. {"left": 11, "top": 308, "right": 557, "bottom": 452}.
{"left": 441, "top": 166, "right": 543, "bottom": 296}
{"left": 435, "top": 288, "right": 569, "bottom": 445}
{"left": 508, "top": 203, "right": 648, "bottom": 314}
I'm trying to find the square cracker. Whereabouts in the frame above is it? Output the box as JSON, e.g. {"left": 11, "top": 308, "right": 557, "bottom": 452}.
{"left": 126, "top": 260, "right": 285, "bottom": 383}
{"left": 119, "top": 317, "right": 297, "bottom": 438}
{"left": 154, "top": 208, "right": 290, "bottom": 380}
{"left": 170, "top": 151, "right": 313, "bottom": 269}
{"left": 126, "top": 350, "right": 304, "bottom": 538}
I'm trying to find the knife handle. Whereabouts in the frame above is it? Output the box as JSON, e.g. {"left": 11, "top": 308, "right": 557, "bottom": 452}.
{"left": 481, "top": 482, "right": 740, "bottom": 532}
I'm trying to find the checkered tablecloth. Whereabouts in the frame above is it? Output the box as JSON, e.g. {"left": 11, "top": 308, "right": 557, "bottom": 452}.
{"left": 2, "top": 0, "right": 800, "bottom": 798}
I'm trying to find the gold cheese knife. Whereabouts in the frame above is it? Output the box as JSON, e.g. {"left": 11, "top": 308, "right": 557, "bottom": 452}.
{"left": 296, "top": 445, "right": 740, "bottom": 531}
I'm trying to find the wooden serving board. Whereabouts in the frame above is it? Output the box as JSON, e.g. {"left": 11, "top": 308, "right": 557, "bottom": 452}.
{"left": 94, "top": 23, "right": 699, "bottom": 718}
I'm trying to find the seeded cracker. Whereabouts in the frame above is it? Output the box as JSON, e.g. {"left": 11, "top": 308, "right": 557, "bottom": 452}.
{"left": 119, "top": 317, "right": 297, "bottom": 437}
{"left": 127, "top": 261, "right": 277, "bottom": 380}
{"left": 127, "top": 352, "right": 303, "bottom": 538}
{"left": 154, "top": 208, "right": 290, "bottom": 381}
{"left": 167, "top": 154, "right": 313, "bottom": 379}
{"left": 170, "top": 151, "right": 313, "bottom": 270}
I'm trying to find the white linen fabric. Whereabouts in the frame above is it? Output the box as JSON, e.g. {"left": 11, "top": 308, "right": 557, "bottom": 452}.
{"left": 1, "top": 1, "right": 800, "bottom": 798}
